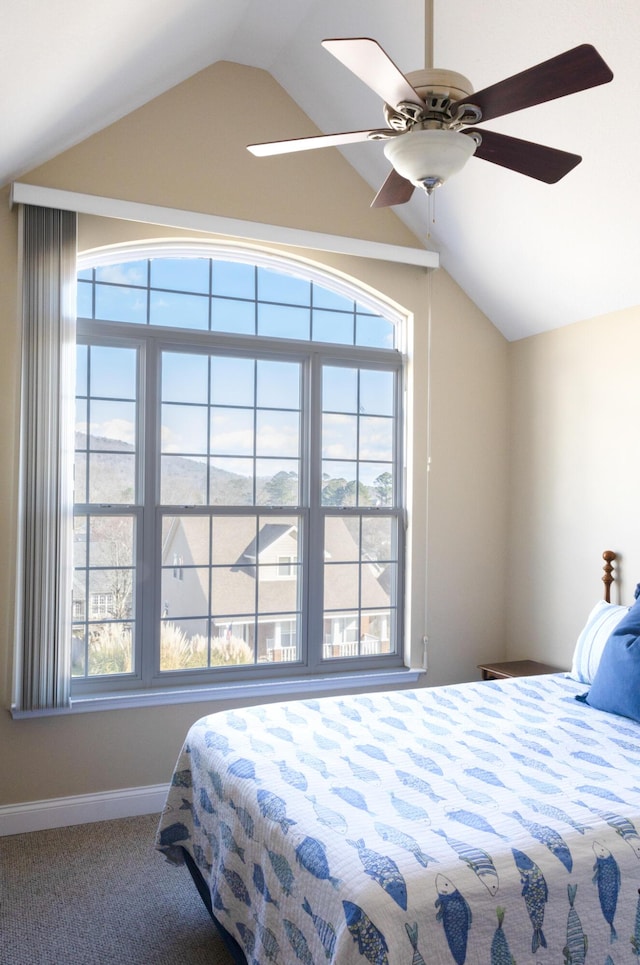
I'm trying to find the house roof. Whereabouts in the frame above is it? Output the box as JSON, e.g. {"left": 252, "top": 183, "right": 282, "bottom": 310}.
{"left": 233, "top": 523, "right": 295, "bottom": 569}
{"left": 4, "top": 0, "right": 638, "bottom": 341}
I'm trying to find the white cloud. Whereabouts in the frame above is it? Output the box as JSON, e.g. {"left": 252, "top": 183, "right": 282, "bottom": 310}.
{"left": 89, "top": 419, "right": 136, "bottom": 445}
{"left": 322, "top": 413, "right": 357, "bottom": 459}
{"left": 98, "top": 264, "right": 146, "bottom": 286}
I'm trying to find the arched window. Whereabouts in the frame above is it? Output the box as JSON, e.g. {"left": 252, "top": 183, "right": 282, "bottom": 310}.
{"left": 72, "top": 243, "right": 406, "bottom": 693}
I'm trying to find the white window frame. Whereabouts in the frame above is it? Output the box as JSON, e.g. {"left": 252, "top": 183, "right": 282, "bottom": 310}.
{"left": 70, "top": 240, "right": 410, "bottom": 701}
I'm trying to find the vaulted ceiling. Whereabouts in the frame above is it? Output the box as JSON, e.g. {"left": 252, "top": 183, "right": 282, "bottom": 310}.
{"left": 4, "top": 0, "right": 637, "bottom": 340}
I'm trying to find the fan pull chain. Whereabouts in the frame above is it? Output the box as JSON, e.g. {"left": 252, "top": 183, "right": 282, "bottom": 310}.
{"left": 426, "top": 189, "right": 436, "bottom": 240}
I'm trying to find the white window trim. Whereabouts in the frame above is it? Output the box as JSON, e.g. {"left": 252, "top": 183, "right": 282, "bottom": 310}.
{"left": 11, "top": 181, "right": 439, "bottom": 271}
{"left": 11, "top": 667, "right": 425, "bottom": 717}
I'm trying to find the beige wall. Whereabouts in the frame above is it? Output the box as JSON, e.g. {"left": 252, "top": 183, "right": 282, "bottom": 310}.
{"left": 507, "top": 306, "right": 640, "bottom": 669}
{"left": 0, "top": 61, "right": 508, "bottom": 807}
{"left": 428, "top": 271, "right": 509, "bottom": 681}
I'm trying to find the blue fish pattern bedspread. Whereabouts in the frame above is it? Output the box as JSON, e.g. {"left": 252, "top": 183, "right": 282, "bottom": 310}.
{"left": 156, "top": 674, "right": 640, "bottom": 963}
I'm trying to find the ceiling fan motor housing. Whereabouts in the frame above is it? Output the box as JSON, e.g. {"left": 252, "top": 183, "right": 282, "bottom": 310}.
{"left": 405, "top": 68, "right": 474, "bottom": 102}
{"left": 383, "top": 68, "right": 475, "bottom": 129}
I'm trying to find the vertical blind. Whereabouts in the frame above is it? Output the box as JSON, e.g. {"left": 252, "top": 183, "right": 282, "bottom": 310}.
{"left": 14, "top": 205, "right": 77, "bottom": 711}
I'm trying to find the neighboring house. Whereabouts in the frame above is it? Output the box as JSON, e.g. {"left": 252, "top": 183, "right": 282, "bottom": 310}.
{"left": 161, "top": 514, "right": 391, "bottom": 663}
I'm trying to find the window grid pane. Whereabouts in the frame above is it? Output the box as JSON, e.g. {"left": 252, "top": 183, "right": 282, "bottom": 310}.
{"left": 75, "top": 345, "right": 138, "bottom": 506}
{"left": 322, "top": 514, "right": 398, "bottom": 660}
{"left": 72, "top": 514, "right": 136, "bottom": 678}
{"left": 321, "top": 365, "right": 396, "bottom": 508}
{"left": 77, "top": 257, "right": 396, "bottom": 349}
{"left": 160, "top": 514, "right": 302, "bottom": 669}
{"left": 161, "top": 353, "right": 302, "bottom": 508}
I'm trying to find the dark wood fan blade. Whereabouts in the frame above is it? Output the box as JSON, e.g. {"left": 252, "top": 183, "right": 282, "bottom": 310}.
{"left": 453, "top": 44, "right": 613, "bottom": 123}
{"left": 466, "top": 128, "right": 581, "bottom": 183}
{"left": 322, "top": 37, "right": 425, "bottom": 110}
{"left": 371, "top": 169, "right": 416, "bottom": 207}
{"left": 247, "top": 129, "right": 377, "bottom": 157}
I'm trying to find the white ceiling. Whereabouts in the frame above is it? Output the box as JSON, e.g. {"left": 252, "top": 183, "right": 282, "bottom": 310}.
{"left": 3, "top": 0, "right": 638, "bottom": 340}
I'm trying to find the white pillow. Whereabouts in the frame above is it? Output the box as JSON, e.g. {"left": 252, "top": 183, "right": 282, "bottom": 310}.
{"left": 570, "top": 600, "right": 629, "bottom": 683}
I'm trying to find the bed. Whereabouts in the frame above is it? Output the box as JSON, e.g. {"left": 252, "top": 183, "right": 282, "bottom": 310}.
{"left": 156, "top": 550, "right": 640, "bottom": 963}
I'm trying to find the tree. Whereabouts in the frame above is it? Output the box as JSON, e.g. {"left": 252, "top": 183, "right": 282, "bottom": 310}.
{"left": 261, "top": 470, "right": 299, "bottom": 505}
{"left": 373, "top": 471, "right": 392, "bottom": 506}
{"left": 322, "top": 472, "right": 375, "bottom": 507}
{"left": 87, "top": 516, "right": 134, "bottom": 620}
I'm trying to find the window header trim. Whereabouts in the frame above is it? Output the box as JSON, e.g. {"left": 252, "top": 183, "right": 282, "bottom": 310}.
{"left": 10, "top": 181, "right": 439, "bottom": 270}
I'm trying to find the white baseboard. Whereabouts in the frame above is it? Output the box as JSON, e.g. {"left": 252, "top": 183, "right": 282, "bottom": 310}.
{"left": 0, "top": 783, "right": 169, "bottom": 837}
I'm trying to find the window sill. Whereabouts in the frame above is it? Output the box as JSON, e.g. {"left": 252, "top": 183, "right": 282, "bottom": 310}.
{"left": 11, "top": 667, "right": 426, "bottom": 718}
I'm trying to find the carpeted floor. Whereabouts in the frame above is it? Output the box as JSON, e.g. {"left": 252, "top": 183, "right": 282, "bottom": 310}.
{"left": 0, "top": 813, "right": 236, "bottom": 965}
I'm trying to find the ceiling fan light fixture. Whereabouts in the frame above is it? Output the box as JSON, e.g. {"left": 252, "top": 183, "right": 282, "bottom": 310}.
{"left": 383, "top": 129, "right": 476, "bottom": 192}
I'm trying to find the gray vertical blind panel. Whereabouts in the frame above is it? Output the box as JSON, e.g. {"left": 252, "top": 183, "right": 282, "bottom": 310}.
{"left": 16, "top": 205, "right": 76, "bottom": 711}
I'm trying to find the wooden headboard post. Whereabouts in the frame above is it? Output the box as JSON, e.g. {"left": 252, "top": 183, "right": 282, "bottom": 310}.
{"left": 602, "top": 550, "right": 616, "bottom": 603}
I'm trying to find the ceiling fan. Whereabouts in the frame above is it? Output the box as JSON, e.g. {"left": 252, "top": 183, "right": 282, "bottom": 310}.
{"left": 247, "top": 15, "right": 613, "bottom": 208}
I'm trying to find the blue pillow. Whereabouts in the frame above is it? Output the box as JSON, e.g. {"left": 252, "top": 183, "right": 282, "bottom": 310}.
{"left": 584, "top": 588, "right": 640, "bottom": 722}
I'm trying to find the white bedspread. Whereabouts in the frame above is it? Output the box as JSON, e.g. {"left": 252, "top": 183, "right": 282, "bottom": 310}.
{"left": 157, "top": 674, "right": 640, "bottom": 963}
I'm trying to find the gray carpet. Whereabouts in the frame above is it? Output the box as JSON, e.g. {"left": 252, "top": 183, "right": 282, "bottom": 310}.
{"left": 0, "top": 813, "right": 236, "bottom": 965}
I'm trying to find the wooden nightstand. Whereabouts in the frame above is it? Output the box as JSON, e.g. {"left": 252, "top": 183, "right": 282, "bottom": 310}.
{"left": 478, "top": 659, "right": 563, "bottom": 681}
